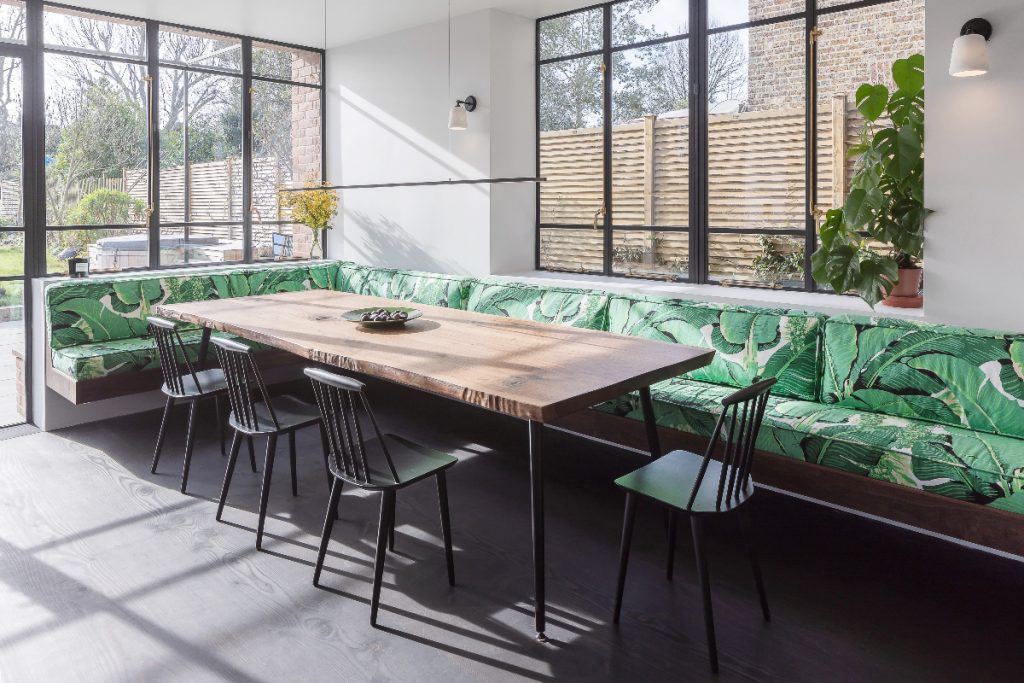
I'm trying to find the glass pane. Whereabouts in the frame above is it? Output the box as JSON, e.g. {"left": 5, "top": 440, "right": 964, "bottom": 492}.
{"left": 159, "top": 68, "right": 243, "bottom": 223}
{"left": 44, "top": 54, "right": 149, "bottom": 226}
{"left": 708, "top": 22, "right": 805, "bottom": 234}
{"left": 0, "top": 0, "right": 26, "bottom": 44}
{"left": 0, "top": 275, "right": 24, "bottom": 427}
{"left": 612, "top": 230, "right": 689, "bottom": 279}
{"left": 159, "top": 225, "right": 242, "bottom": 266}
{"left": 253, "top": 223, "right": 316, "bottom": 261}
{"left": 815, "top": 0, "right": 925, "bottom": 214}
{"left": 0, "top": 56, "right": 22, "bottom": 227}
{"left": 612, "top": 41, "right": 689, "bottom": 227}
{"left": 0, "top": 231, "right": 24, "bottom": 276}
{"left": 253, "top": 41, "right": 321, "bottom": 85}
{"left": 613, "top": 0, "right": 689, "bottom": 46}
{"left": 539, "top": 56, "right": 603, "bottom": 226}
{"left": 46, "top": 228, "right": 149, "bottom": 273}
{"left": 539, "top": 227, "right": 603, "bottom": 273}
{"left": 539, "top": 8, "right": 602, "bottom": 61}
{"left": 44, "top": 6, "right": 146, "bottom": 59}
{"left": 159, "top": 25, "right": 242, "bottom": 73}
{"left": 709, "top": 233, "right": 804, "bottom": 286}
{"left": 709, "top": 0, "right": 805, "bottom": 29}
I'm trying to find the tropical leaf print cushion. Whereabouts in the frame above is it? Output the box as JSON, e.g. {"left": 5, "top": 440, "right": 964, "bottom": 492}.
{"left": 465, "top": 280, "right": 609, "bottom": 329}
{"left": 821, "top": 317, "right": 1024, "bottom": 439}
{"left": 335, "top": 264, "right": 397, "bottom": 298}
{"left": 607, "top": 295, "right": 823, "bottom": 400}
{"left": 594, "top": 378, "right": 1024, "bottom": 508}
{"left": 388, "top": 271, "right": 472, "bottom": 308}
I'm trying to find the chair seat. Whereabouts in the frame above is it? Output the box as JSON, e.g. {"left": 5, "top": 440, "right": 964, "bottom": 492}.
{"left": 229, "top": 394, "right": 321, "bottom": 434}
{"left": 615, "top": 450, "right": 753, "bottom": 514}
{"left": 165, "top": 368, "right": 228, "bottom": 398}
{"left": 332, "top": 433, "right": 457, "bottom": 490}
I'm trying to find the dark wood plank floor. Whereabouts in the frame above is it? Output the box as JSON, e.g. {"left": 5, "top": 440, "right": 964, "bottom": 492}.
{"left": 1, "top": 380, "right": 1022, "bottom": 682}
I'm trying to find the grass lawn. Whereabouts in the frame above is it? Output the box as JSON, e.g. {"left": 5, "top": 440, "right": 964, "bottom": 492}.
{"left": 0, "top": 246, "right": 63, "bottom": 278}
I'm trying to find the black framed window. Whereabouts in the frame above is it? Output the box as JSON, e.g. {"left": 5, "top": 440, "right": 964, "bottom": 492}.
{"left": 536, "top": 0, "right": 924, "bottom": 291}
{"left": 26, "top": 1, "right": 324, "bottom": 275}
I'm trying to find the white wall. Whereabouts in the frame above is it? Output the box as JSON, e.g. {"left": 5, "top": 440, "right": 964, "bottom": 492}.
{"left": 924, "top": 0, "right": 1024, "bottom": 331}
{"left": 66, "top": 0, "right": 326, "bottom": 47}
{"left": 325, "top": 10, "right": 536, "bottom": 275}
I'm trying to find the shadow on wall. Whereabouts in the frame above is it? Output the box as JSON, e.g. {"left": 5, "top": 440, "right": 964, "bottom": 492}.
{"left": 344, "top": 208, "right": 464, "bottom": 274}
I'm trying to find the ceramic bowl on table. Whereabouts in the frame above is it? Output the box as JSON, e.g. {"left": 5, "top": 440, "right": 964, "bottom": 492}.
{"left": 342, "top": 306, "right": 423, "bottom": 328}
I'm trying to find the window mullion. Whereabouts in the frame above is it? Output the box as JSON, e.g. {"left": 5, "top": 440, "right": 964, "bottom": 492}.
{"left": 689, "top": 0, "right": 708, "bottom": 285}
{"left": 805, "top": 0, "right": 818, "bottom": 292}
{"left": 241, "top": 37, "right": 253, "bottom": 263}
{"left": 147, "top": 20, "right": 160, "bottom": 268}
{"left": 601, "top": 4, "right": 613, "bottom": 277}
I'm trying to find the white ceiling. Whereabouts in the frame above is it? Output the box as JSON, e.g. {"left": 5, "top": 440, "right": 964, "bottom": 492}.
{"left": 325, "top": 0, "right": 594, "bottom": 47}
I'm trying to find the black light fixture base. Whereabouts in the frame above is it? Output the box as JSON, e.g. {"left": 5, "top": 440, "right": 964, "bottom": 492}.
{"left": 961, "top": 18, "right": 993, "bottom": 40}
{"left": 458, "top": 95, "right": 477, "bottom": 112}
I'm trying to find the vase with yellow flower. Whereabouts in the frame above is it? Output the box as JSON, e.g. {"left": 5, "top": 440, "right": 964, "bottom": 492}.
{"left": 278, "top": 178, "right": 339, "bottom": 260}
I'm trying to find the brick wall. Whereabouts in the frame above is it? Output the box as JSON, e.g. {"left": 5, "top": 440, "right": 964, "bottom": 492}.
{"left": 746, "top": 0, "right": 925, "bottom": 113}
{"left": 290, "top": 56, "right": 323, "bottom": 257}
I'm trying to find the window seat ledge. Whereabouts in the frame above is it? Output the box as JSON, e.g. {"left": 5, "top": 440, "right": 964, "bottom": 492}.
{"left": 496, "top": 270, "right": 926, "bottom": 320}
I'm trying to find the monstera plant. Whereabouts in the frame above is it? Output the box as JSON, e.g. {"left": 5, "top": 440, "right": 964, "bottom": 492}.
{"left": 811, "top": 53, "right": 928, "bottom": 307}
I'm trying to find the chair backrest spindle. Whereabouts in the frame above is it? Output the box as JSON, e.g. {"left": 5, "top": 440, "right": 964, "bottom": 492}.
{"left": 689, "top": 377, "right": 777, "bottom": 513}
{"left": 212, "top": 337, "right": 279, "bottom": 433}
{"left": 148, "top": 316, "right": 200, "bottom": 397}
{"left": 305, "top": 367, "right": 400, "bottom": 486}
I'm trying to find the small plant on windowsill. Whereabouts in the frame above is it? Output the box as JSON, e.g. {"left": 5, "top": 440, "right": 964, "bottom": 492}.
{"left": 752, "top": 235, "right": 804, "bottom": 287}
{"left": 811, "top": 53, "right": 929, "bottom": 308}
{"left": 278, "top": 176, "right": 339, "bottom": 260}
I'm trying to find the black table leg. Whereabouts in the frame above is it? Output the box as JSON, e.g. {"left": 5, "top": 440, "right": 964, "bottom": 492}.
{"left": 197, "top": 327, "right": 213, "bottom": 370}
{"left": 639, "top": 386, "right": 662, "bottom": 459}
{"left": 528, "top": 420, "right": 547, "bottom": 642}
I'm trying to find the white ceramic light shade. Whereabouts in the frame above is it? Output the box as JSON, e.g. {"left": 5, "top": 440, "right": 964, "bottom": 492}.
{"left": 950, "top": 33, "right": 990, "bottom": 77}
{"left": 448, "top": 104, "right": 468, "bottom": 130}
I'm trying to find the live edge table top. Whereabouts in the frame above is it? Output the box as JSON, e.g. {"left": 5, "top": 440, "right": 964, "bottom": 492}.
{"left": 157, "top": 290, "right": 715, "bottom": 423}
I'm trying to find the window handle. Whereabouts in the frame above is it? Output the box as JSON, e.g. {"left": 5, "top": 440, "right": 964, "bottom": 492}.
{"left": 592, "top": 205, "right": 606, "bottom": 229}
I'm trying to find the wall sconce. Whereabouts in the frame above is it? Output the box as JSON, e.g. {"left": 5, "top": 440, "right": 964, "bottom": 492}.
{"left": 448, "top": 96, "right": 477, "bottom": 131}
{"left": 949, "top": 18, "right": 992, "bottom": 77}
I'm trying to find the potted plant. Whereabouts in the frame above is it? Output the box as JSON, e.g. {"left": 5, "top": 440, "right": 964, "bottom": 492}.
{"left": 278, "top": 177, "right": 339, "bottom": 259}
{"left": 811, "top": 53, "right": 928, "bottom": 308}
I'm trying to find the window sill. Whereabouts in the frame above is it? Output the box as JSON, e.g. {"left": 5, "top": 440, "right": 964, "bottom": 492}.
{"left": 34, "top": 259, "right": 335, "bottom": 284}
{"left": 497, "top": 270, "right": 925, "bottom": 320}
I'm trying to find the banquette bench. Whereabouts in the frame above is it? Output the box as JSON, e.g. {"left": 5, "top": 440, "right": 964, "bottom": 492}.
{"left": 43, "top": 260, "right": 1024, "bottom": 553}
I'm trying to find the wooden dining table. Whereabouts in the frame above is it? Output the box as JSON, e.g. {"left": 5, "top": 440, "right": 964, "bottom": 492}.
{"left": 157, "top": 289, "right": 714, "bottom": 641}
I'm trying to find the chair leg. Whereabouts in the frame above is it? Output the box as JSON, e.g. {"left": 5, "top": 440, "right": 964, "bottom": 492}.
{"left": 370, "top": 490, "right": 394, "bottom": 627}
{"left": 313, "top": 478, "right": 343, "bottom": 587}
{"left": 666, "top": 511, "right": 677, "bottom": 581}
{"left": 216, "top": 430, "right": 243, "bottom": 522}
{"left": 739, "top": 508, "right": 771, "bottom": 622}
{"left": 214, "top": 395, "right": 226, "bottom": 456}
{"left": 255, "top": 434, "right": 278, "bottom": 551}
{"left": 151, "top": 396, "right": 174, "bottom": 474}
{"left": 436, "top": 471, "right": 455, "bottom": 586}
{"left": 288, "top": 430, "right": 298, "bottom": 497}
{"left": 180, "top": 400, "right": 199, "bottom": 494}
{"left": 387, "top": 493, "right": 396, "bottom": 552}
{"left": 247, "top": 436, "right": 257, "bottom": 473}
{"left": 691, "top": 516, "right": 718, "bottom": 674}
{"left": 612, "top": 493, "right": 638, "bottom": 624}
{"left": 318, "top": 423, "right": 332, "bottom": 491}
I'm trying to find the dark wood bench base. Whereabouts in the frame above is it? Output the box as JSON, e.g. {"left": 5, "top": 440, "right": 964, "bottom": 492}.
{"left": 553, "top": 410, "right": 1024, "bottom": 558}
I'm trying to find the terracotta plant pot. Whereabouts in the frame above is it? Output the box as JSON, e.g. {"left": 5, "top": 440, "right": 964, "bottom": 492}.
{"left": 883, "top": 267, "right": 923, "bottom": 308}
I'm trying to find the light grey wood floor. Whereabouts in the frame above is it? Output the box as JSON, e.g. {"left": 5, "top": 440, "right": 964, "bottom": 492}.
{"left": 1, "top": 381, "right": 1022, "bottom": 682}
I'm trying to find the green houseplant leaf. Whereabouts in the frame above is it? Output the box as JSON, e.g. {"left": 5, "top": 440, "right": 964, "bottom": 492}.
{"left": 855, "top": 83, "right": 889, "bottom": 122}
{"left": 892, "top": 53, "right": 925, "bottom": 97}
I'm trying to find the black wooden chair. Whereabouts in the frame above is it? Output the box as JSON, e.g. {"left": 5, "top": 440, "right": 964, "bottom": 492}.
{"left": 612, "top": 377, "right": 777, "bottom": 674}
{"left": 149, "top": 316, "right": 231, "bottom": 494}
{"left": 305, "top": 367, "right": 457, "bottom": 627}
{"left": 212, "top": 337, "right": 329, "bottom": 550}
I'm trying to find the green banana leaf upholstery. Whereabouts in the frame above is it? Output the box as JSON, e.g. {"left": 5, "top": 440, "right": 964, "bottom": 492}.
{"left": 386, "top": 270, "right": 473, "bottom": 308}
{"left": 594, "top": 377, "right": 1024, "bottom": 511}
{"left": 51, "top": 331, "right": 265, "bottom": 382}
{"left": 335, "top": 263, "right": 397, "bottom": 298}
{"left": 465, "top": 278, "right": 610, "bottom": 329}
{"left": 45, "top": 261, "right": 342, "bottom": 351}
{"left": 821, "top": 315, "right": 1024, "bottom": 440}
{"left": 607, "top": 294, "right": 824, "bottom": 400}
